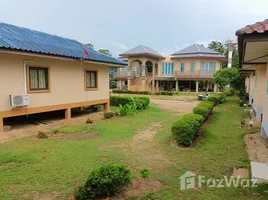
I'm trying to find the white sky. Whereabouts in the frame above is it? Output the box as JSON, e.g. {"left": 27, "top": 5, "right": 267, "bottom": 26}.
{"left": 0, "top": 0, "right": 267, "bottom": 56}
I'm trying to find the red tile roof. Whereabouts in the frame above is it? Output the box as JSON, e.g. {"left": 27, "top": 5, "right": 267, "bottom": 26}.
{"left": 236, "top": 19, "right": 268, "bottom": 36}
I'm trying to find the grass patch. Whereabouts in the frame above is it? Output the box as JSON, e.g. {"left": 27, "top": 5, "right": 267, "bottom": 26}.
{"left": 0, "top": 97, "right": 266, "bottom": 199}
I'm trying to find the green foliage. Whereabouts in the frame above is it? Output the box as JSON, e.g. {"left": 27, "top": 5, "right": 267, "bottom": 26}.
{"left": 74, "top": 164, "right": 132, "bottom": 200}
{"left": 193, "top": 106, "right": 210, "bottom": 119}
{"left": 198, "top": 101, "right": 215, "bottom": 113}
{"left": 208, "top": 41, "right": 226, "bottom": 55}
{"left": 109, "top": 80, "right": 117, "bottom": 89}
{"left": 85, "top": 43, "right": 94, "bottom": 49}
{"left": 110, "top": 96, "right": 150, "bottom": 110}
{"left": 112, "top": 90, "right": 151, "bottom": 95}
{"left": 104, "top": 112, "right": 114, "bottom": 119}
{"left": 36, "top": 131, "right": 48, "bottom": 139}
{"left": 213, "top": 68, "right": 241, "bottom": 89}
{"left": 155, "top": 91, "right": 173, "bottom": 96}
{"left": 98, "top": 49, "right": 112, "bottom": 57}
{"left": 140, "top": 168, "right": 150, "bottom": 179}
{"left": 223, "top": 88, "right": 234, "bottom": 96}
{"left": 171, "top": 114, "right": 204, "bottom": 146}
{"left": 208, "top": 94, "right": 221, "bottom": 105}
{"left": 241, "top": 120, "right": 246, "bottom": 127}
{"left": 119, "top": 103, "right": 137, "bottom": 116}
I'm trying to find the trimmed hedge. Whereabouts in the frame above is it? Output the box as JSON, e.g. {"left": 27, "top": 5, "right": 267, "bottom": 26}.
{"left": 112, "top": 90, "right": 151, "bottom": 95}
{"left": 110, "top": 96, "right": 150, "bottom": 110}
{"left": 193, "top": 106, "right": 210, "bottom": 119}
{"left": 171, "top": 114, "right": 204, "bottom": 146}
{"left": 112, "top": 90, "right": 175, "bottom": 96}
{"left": 207, "top": 93, "right": 225, "bottom": 105}
{"left": 74, "top": 164, "right": 131, "bottom": 199}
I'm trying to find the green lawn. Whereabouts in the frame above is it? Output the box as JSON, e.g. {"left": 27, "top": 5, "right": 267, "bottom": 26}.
{"left": 0, "top": 97, "right": 267, "bottom": 199}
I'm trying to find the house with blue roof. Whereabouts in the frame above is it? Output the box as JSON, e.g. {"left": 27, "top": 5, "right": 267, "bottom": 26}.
{"left": 0, "top": 22, "right": 126, "bottom": 132}
{"left": 114, "top": 44, "right": 225, "bottom": 92}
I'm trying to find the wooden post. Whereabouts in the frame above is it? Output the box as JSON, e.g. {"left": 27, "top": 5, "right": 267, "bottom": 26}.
{"left": 65, "top": 108, "right": 71, "bottom": 120}
{"left": 0, "top": 117, "right": 3, "bottom": 133}
{"left": 104, "top": 101, "right": 110, "bottom": 111}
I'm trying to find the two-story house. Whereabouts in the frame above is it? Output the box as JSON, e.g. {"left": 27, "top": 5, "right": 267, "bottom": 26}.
{"left": 113, "top": 44, "right": 225, "bottom": 92}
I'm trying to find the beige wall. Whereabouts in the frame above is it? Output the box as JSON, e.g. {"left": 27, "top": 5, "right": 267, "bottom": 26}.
{"left": 159, "top": 56, "right": 221, "bottom": 73}
{"left": 0, "top": 53, "right": 110, "bottom": 112}
{"left": 122, "top": 55, "right": 222, "bottom": 77}
{"left": 263, "top": 62, "right": 268, "bottom": 122}
{"left": 253, "top": 65, "right": 266, "bottom": 110}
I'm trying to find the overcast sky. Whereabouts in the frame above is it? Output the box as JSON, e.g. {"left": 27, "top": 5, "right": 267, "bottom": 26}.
{"left": 0, "top": 0, "right": 267, "bottom": 57}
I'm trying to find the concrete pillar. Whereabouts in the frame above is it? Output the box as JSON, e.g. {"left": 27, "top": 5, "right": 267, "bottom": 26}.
{"left": 65, "top": 108, "right": 71, "bottom": 120}
{"left": 0, "top": 117, "right": 3, "bottom": 132}
{"left": 196, "top": 81, "right": 199, "bottom": 93}
{"left": 175, "top": 80, "right": 178, "bottom": 92}
{"left": 152, "top": 62, "right": 156, "bottom": 90}
{"left": 156, "top": 80, "right": 159, "bottom": 88}
{"left": 117, "top": 80, "right": 122, "bottom": 89}
{"left": 127, "top": 65, "right": 132, "bottom": 90}
{"left": 214, "top": 84, "right": 217, "bottom": 92}
{"left": 141, "top": 65, "right": 146, "bottom": 77}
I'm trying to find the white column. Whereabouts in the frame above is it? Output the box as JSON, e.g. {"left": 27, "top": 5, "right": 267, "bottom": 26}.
{"left": 156, "top": 80, "right": 159, "bottom": 88}
{"left": 196, "top": 81, "right": 199, "bottom": 93}
{"left": 127, "top": 65, "right": 131, "bottom": 90}
{"left": 117, "top": 80, "right": 122, "bottom": 89}
{"left": 176, "top": 80, "right": 178, "bottom": 92}
{"left": 214, "top": 84, "right": 217, "bottom": 92}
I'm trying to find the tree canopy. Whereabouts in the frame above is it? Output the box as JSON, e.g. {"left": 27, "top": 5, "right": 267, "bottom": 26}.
{"left": 213, "top": 67, "right": 241, "bottom": 89}
{"left": 208, "top": 41, "right": 226, "bottom": 56}
{"left": 85, "top": 43, "right": 94, "bottom": 49}
{"left": 98, "top": 49, "right": 112, "bottom": 57}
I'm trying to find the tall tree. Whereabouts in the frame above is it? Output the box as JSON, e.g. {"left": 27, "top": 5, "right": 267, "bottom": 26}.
{"left": 85, "top": 43, "right": 94, "bottom": 49}
{"left": 98, "top": 49, "right": 112, "bottom": 57}
{"left": 208, "top": 41, "right": 226, "bottom": 55}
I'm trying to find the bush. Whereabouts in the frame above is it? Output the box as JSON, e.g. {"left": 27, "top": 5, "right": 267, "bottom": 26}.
{"left": 171, "top": 114, "right": 204, "bottom": 146}
{"left": 193, "top": 106, "right": 210, "bottom": 119}
{"left": 224, "top": 88, "right": 234, "bottom": 96}
{"left": 74, "top": 164, "right": 132, "bottom": 200}
{"left": 36, "top": 131, "right": 48, "bottom": 139}
{"left": 208, "top": 93, "right": 225, "bottom": 105}
{"left": 112, "top": 90, "right": 151, "bottom": 95}
{"left": 119, "top": 103, "right": 137, "bottom": 116}
{"left": 198, "top": 101, "right": 215, "bottom": 114}
{"left": 140, "top": 168, "right": 150, "bottom": 179}
{"left": 104, "top": 112, "right": 114, "bottom": 119}
{"left": 154, "top": 91, "right": 173, "bottom": 96}
{"left": 110, "top": 96, "right": 150, "bottom": 110}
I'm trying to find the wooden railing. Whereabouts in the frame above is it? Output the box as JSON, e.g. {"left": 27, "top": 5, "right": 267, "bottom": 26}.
{"left": 175, "top": 70, "right": 215, "bottom": 77}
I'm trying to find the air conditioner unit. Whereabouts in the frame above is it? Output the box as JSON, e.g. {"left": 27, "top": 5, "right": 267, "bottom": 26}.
{"left": 10, "top": 94, "right": 30, "bottom": 107}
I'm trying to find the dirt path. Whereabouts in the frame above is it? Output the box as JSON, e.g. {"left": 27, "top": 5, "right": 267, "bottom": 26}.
{"left": 0, "top": 112, "right": 104, "bottom": 143}
{"left": 151, "top": 99, "right": 199, "bottom": 115}
{"left": 244, "top": 133, "right": 268, "bottom": 163}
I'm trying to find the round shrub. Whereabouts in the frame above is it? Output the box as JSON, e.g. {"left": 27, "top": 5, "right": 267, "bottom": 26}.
{"left": 104, "top": 111, "right": 114, "bottom": 119}
{"left": 36, "top": 131, "right": 48, "bottom": 139}
{"left": 224, "top": 88, "right": 234, "bottom": 96}
{"left": 74, "top": 164, "right": 132, "bottom": 200}
{"left": 198, "top": 101, "right": 215, "bottom": 114}
{"left": 171, "top": 114, "right": 204, "bottom": 146}
{"left": 208, "top": 94, "right": 221, "bottom": 105}
{"left": 193, "top": 106, "right": 210, "bottom": 119}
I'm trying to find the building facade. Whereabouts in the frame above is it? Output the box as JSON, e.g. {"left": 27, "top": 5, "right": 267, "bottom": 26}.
{"left": 236, "top": 19, "right": 268, "bottom": 138}
{"left": 113, "top": 44, "right": 225, "bottom": 92}
{"left": 0, "top": 23, "right": 126, "bottom": 132}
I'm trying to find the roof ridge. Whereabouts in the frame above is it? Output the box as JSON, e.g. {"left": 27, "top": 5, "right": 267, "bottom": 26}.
{"left": 141, "top": 45, "right": 147, "bottom": 53}
{"left": 195, "top": 44, "right": 201, "bottom": 52}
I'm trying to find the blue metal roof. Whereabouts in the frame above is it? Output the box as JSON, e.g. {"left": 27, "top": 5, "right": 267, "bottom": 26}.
{"left": 0, "top": 23, "right": 127, "bottom": 66}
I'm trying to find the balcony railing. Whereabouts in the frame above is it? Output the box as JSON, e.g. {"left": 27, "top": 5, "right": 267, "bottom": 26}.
{"left": 114, "top": 71, "right": 136, "bottom": 78}
{"left": 175, "top": 70, "right": 216, "bottom": 78}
